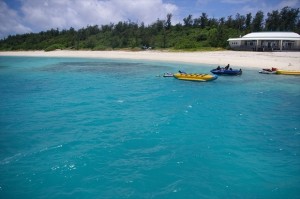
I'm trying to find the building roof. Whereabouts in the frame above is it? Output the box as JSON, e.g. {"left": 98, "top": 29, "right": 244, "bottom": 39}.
{"left": 243, "top": 32, "right": 300, "bottom": 38}
{"left": 228, "top": 32, "right": 300, "bottom": 41}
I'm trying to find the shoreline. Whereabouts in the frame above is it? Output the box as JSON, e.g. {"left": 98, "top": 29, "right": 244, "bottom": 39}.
{"left": 1, "top": 50, "right": 300, "bottom": 70}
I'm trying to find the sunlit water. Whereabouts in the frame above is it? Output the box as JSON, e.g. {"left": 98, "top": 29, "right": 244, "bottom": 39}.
{"left": 0, "top": 56, "right": 299, "bottom": 198}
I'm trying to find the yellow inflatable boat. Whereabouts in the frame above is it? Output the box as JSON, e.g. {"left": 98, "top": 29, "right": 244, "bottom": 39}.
{"left": 173, "top": 73, "right": 218, "bottom": 82}
{"left": 276, "top": 70, "right": 300, "bottom": 75}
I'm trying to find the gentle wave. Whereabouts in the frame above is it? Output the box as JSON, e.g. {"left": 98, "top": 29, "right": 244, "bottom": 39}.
{"left": 0, "top": 57, "right": 299, "bottom": 198}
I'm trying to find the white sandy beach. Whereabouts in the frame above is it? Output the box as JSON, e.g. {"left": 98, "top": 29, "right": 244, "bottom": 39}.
{"left": 1, "top": 50, "right": 299, "bottom": 70}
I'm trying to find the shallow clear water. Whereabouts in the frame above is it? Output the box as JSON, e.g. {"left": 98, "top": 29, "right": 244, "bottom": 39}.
{"left": 0, "top": 56, "right": 300, "bottom": 198}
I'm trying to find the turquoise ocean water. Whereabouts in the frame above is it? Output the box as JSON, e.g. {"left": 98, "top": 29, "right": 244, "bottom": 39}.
{"left": 0, "top": 56, "right": 299, "bottom": 198}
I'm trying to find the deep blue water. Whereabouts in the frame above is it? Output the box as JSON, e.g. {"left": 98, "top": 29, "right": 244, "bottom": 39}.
{"left": 0, "top": 56, "right": 299, "bottom": 199}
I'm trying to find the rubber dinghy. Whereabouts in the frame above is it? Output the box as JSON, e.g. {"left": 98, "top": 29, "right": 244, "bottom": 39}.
{"left": 211, "top": 64, "right": 242, "bottom": 76}
{"left": 173, "top": 73, "right": 218, "bottom": 82}
{"left": 211, "top": 68, "right": 242, "bottom": 75}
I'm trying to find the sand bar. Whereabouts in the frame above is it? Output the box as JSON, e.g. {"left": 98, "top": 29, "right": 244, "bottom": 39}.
{"left": 1, "top": 50, "right": 299, "bottom": 70}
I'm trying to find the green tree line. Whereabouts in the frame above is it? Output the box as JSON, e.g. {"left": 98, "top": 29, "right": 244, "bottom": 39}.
{"left": 0, "top": 6, "right": 299, "bottom": 51}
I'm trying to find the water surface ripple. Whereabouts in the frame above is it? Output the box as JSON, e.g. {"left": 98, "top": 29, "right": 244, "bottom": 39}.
{"left": 0, "top": 56, "right": 299, "bottom": 198}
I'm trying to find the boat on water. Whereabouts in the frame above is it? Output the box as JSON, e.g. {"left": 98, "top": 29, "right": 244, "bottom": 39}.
{"left": 211, "top": 68, "right": 242, "bottom": 75}
{"left": 173, "top": 73, "right": 218, "bottom": 82}
{"left": 211, "top": 64, "right": 242, "bottom": 75}
{"left": 276, "top": 70, "right": 300, "bottom": 75}
{"left": 259, "top": 67, "right": 278, "bottom": 74}
{"left": 258, "top": 68, "right": 300, "bottom": 75}
{"left": 163, "top": 72, "right": 174, "bottom": 77}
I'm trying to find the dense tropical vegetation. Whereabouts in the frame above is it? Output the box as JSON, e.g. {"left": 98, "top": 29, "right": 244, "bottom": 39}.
{"left": 0, "top": 6, "right": 299, "bottom": 51}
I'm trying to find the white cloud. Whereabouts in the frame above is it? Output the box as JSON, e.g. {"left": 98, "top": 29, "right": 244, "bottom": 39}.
{"left": 0, "top": 1, "right": 31, "bottom": 39}
{"left": 19, "top": 0, "right": 177, "bottom": 31}
{"left": 0, "top": 0, "right": 177, "bottom": 38}
{"left": 2, "top": 0, "right": 297, "bottom": 39}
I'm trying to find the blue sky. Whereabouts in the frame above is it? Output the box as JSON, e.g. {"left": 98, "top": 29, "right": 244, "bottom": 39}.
{"left": 0, "top": 0, "right": 299, "bottom": 39}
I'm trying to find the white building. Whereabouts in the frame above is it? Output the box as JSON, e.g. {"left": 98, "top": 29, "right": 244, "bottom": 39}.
{"left": 228, "top": 32, "right": 300, "bottom": 51}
